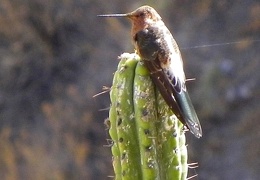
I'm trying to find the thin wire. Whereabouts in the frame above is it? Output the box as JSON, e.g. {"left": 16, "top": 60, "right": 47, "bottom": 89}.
{"left": 181, "top": 39, "right": 260, "bottom": 50}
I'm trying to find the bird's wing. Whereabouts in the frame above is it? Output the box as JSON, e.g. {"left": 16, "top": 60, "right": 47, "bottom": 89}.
{"left": 135, "top": 28, "right": 202, "bottom": 138}
{"left": 166, "top": 66, "right": 202, "bottom": 138}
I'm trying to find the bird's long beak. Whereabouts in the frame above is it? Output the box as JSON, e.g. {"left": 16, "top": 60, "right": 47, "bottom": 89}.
{"left": 97, "top": 13, "right": 131, "bottom": 18}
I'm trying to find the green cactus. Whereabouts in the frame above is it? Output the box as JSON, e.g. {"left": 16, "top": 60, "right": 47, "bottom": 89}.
{"left": 109, "top": 53, "right": 188, "bottom": 180}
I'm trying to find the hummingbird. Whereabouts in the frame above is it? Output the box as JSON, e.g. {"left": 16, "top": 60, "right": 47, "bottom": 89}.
{"left": 98, "top": 6, "right": 202, "bottom": 138}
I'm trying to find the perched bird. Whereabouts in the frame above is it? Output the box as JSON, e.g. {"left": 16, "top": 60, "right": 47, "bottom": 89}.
{"left": 98, "top": 6, "right": 202, "bottom": 138}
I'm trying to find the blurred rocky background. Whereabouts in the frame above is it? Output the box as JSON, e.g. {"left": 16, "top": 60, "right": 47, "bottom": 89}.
{"left": 0, "top": 0, "right": 259, "bottom": 179}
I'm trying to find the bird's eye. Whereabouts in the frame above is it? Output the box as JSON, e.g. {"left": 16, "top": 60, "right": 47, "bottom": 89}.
{"left": 136, "top": 12, "right": 145, "bottom": 17}
{"left": 139, "top": 12, "right": 145, "bottom": 16}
